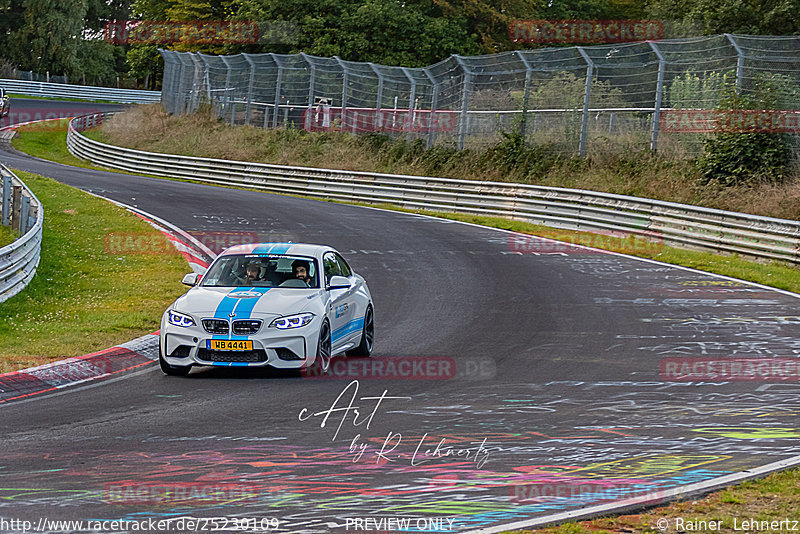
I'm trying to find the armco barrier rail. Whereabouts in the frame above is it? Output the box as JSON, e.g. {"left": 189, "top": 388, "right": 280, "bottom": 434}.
{"left": 0, "top": 164, "right": 43, "bottom": 304}
{"left": 68, "top": 112, "right": 800, "bottom": 264}
{"left": 0, "top": 78, "right": 160, "bottom": 104}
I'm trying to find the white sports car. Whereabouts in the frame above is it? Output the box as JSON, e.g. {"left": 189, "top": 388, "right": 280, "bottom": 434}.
{"left": 158, "top": 243, "right": 374, "bottom": 375}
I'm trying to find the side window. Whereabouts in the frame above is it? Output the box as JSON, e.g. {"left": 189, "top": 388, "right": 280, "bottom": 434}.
{"left": 323, "top": 252, "right": 340, "bottom": 285}
{"left": 334, "top": 253, "right": 352, "bottom": 277}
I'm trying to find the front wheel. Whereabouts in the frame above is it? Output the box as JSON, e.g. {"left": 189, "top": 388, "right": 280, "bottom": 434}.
{"left": 348, "top": 305, "right": 374, "bottom": 357}
{"left": 159, "top": 346, "right": 191, "bottom": 376}
{"left": 310, "top": 320, "right": 332, "bottom": 374}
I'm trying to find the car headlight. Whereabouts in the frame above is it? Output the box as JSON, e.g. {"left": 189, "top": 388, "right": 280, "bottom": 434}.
{"left": 270, "top": 313, "right": 314, "bottom": 330}
{"left": 167, "top": 310, "right": 195, "bottom": 328}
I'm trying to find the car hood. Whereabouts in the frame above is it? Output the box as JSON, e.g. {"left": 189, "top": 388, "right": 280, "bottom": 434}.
{"left": 173, "top": 286, "right": 322, "bottom": 317}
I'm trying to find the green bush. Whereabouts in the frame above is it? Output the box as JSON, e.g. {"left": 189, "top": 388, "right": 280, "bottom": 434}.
{"left": 697, "top": 74, "right": 794, "bottom": 186}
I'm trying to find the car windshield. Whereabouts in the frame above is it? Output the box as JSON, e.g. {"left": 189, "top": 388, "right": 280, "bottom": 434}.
{"left": 201, "top": 254, "right": 319, "bottom": 288}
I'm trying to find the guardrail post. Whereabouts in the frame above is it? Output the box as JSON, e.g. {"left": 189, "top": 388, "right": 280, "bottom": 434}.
{"left": 11, "top": 185, "right": 21, "bottom": 232}
{"left": 725, "top": 34, "right": 745, "bottom": 90}
{"left": 649, "top": 41, "right": 666, "bottom": 152}
{"left": 19, "top": 195, "right": 30, "bottom": 235}
{"left": 516, "top": 51, "right": 533, "bottom": 140}
{"left": 1, "top": 174, "right": 11, "bottom": 226}
{"left": 453, "top": 55, "right": 472, "bottom": 150}
{"left": 577, "top": 47, "right": 594, "bottom": 157}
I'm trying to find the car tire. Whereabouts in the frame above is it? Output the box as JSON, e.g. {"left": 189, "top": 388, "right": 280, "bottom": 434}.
{"left": 159, "top": 346, "right": 191, "bottom": 376}
{"left": 310, "top": 320, "right": 332, "bottom": 374}
{"left": 348, "top": 305, "right": 374, "bottom": 357}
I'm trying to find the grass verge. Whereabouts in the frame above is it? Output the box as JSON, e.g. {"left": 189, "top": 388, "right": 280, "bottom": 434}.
{"left": 0, "top": 169, "right": 188, "bottom": 372}
{"left": 11, "top": 118, "right": 102, "bottom": 168}
{"left": 10, "top": 109, "right": 800, "bottom": 533}
{"left": 525, "top": 466, "right": 800, "bottom": 533}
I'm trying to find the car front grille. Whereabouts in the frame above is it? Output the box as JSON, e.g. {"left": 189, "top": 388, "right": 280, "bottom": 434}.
{"left": 202, "top": 319, "right": 229, "bottom": 335}
{"left": 197, "top": 348, "right": 268, "bottom": 363}
{"left": 232, "top": 319, "right": 262, "bottom": 335}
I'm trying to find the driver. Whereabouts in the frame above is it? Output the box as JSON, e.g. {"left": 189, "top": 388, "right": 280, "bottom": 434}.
{"left": 291, "top": 259, "right": 311, "bottom": 284}
{"left": 243, "top": 261, "right": 263, "bottom": 284}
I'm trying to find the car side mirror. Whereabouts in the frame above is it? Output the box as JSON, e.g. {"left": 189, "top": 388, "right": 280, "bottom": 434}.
{"left": 182, "top": 273, "right": 201, "bottom": 286}
{"left": 327, "top": 275, "right": 351, "bottom": 290}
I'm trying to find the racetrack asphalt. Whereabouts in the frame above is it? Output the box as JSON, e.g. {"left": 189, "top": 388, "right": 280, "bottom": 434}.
{"left": 1, "top": 99, "right": 800, "bottom": 533}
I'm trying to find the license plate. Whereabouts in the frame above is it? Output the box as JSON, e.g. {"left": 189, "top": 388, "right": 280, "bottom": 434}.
{"left": 206, "top": 340, "right": 253, "bottom": 351}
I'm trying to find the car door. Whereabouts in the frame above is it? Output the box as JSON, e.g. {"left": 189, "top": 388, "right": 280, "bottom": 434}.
{"left": 323, "top": 251, "right": 354, "bottom": 351}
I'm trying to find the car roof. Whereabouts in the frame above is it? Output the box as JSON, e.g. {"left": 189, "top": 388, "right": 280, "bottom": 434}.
{"left": 218, "top": 243, "right": 333, "bottom": 258}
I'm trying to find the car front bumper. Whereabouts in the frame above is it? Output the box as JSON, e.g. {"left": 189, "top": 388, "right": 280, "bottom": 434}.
{"left": 159, "top": 315, "right": 319, "bottom": 369}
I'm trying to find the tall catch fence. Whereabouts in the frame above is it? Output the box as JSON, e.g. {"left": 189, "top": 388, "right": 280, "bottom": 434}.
{"left": 160, "top": 34, "right": 800, "bottom": 156}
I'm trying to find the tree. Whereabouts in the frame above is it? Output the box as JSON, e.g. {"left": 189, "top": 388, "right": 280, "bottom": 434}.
{"left": 0, "top": 0, "right": 26, "bottom": 59}
{"left": 10, "top": 0, "right": 88, "bottom": 78}
{"left": 646, "top": 0, "right": 800, "bottom": 35}
{"left": 435, "top": 0, "right": 546, "bottom": 53}
{"left": 235, "top": 0, "right": 482, "bottom": 65}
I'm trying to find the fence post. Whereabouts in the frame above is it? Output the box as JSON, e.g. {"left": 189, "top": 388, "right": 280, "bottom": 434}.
{"left": 423, "top": 68, "right": 439, "bottom": 148}
{"left": 243, "top": 53, "right": 256, "bottom": 125}
{"left": 453, "top": 55, "right": 472, "bottom": 150}
{"left": 219, "top": 55, "right": 235, "bottom": 125}
{"left": 301, "top": 52, "right": 316, "bottom": 112}
{"left": 576, "top": 47, "right": 594, "bottom": 157}
{"left": 334, "top": 57, "right": 349, "bottom": 131}
{"left": 516, "top": 51, "right": 533, "bottom": 140}
{"left": 271, "top": 54, "right": 284, "bottom": 128}
{"left": 401, "top": 67, "right": 416, "bottom": 142}
{"left": 369, "top": 63, "right": 384, "bottom": 130}
{"left": 725, "top": 34, "right": 745, "bottom": 90}
{"left": 1, "top": 174, "right": 11, "bottom": 226}
{"left": 649, "top": 41, "right": 666, "bottom": 152}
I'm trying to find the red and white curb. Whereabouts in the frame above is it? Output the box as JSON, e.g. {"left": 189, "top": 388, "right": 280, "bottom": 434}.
{"left": 0, "top": 332, "right": 159, "bottom": 404}
{"left": 0, "top": 192, "right": 214, "bottom": 405}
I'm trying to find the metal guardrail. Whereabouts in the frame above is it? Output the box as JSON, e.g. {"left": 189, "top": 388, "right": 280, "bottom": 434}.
{"left": 67, "top": 112, "right": 800, "bottom": 264}
{"left": 0, "top": 164, "right": 43, "bottom": 303}
{"left": 0, "top": 79, "right": 160, "bottom": 104}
